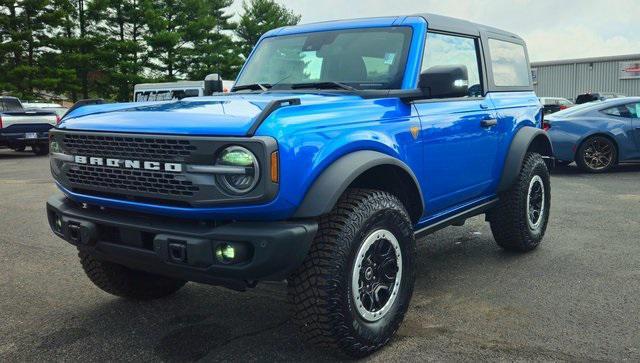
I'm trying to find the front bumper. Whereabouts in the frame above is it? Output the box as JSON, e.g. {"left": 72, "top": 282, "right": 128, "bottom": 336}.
{"left": 46, "top": 194, "right": 317, "bottom": 289}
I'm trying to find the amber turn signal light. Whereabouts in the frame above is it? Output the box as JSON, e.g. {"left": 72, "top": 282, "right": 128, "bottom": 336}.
{"left": 271, "top": 151, "right": 279, "bottom": 183}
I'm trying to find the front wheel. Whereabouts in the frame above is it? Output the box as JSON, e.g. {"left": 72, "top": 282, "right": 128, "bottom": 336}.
{"left": 488, "top": 152, "right": 550, "bottom": 252}
{"left": 288, "top": 189, "right": 416, "bottom": 357}
{"left": 79, "top": 252, "right": 186, "bottom": 300}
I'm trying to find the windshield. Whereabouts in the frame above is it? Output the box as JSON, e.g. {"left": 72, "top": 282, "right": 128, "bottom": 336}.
{"left": 235, "top": 27, "right": 413, "bottom": 90}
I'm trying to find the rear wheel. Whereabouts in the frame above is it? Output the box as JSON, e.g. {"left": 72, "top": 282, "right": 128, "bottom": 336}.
{"left": 79, "top": 251, "right": 186, "bottom": 300}
{"left": 288, "top": 189, "right": 416, "bottom": 357}
{"left": 576, "top": 135, "right": 616, "bottom": 173}
{"left": 488, "top": 152, "right": 550, "bottom": 252}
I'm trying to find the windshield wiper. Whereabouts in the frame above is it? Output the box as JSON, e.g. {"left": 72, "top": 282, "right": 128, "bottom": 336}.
{"left": 290, "top": 81, "right": 356, "bottom": 91}
{"left": 233, "top": 83, "right": 272, "bottom": 92}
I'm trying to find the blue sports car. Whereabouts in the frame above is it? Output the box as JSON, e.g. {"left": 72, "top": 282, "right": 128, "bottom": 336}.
{"left": 545, "top": 97, "right": 640, "bottom": 172}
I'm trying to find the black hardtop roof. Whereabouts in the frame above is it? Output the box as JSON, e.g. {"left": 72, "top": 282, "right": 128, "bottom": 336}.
{"left": 413, "top": 13, "right": 523, "bottom": 41}
{"left": 299, "top": 13, "right": 524, "bottom": 42}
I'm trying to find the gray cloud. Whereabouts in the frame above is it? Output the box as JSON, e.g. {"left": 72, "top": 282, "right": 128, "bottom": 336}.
{"left": 229, "top": 0, "right": 640, "bottom": 61}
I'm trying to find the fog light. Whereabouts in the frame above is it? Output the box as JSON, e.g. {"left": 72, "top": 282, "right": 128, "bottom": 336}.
{"left": 49, "top": 140, "right": 61, "bottom": 153}
{"left": 55, "top": 215, "right": 63, "bottom": 232}
{"left": 215, "top": 243, "right": 236, "bottom": 263}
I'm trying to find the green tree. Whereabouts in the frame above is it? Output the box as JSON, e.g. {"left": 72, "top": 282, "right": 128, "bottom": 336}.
{"left": 0, "top": 0, "right": 300, "bottom": 101}
{"left": 143, "top": 0, "right": 240, "bottom": 82}
{"left": 142, "top": 0, "right": 192, "bottom": 80}
{"left": 41, "top": 0, "right": 103, "bottom": 101}
{"left": 0, "top": 0, "right": 66, "bottom": 99}
{"left": 236, "top": 0, "right": 300, "bottom": 58}
{"left": 185, "top": 0, "right": 242, "bottom": 80}
{"left": 85, "top": 0, "right": 148, "bottom": 101}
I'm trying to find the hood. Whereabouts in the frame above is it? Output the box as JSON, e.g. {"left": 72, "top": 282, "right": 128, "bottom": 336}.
{"left": 58, "top": 93, "right": 362, "bottom": 136}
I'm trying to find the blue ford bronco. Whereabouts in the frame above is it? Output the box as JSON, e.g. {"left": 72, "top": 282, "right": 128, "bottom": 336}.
{"left": 47, "top": 13, "right": 553, "bottom": 357}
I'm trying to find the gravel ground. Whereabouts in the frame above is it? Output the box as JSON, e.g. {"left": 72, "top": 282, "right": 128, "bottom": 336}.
{"left": 1, "top": 150, "right": 639, "bottom": 361}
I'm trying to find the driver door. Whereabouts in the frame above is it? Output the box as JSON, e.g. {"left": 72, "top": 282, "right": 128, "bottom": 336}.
{"left": 414, "top": 32, "right": 501, "bottom": 215}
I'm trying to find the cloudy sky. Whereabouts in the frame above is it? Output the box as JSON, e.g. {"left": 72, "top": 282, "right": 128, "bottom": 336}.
{"left": 228, "top": 0, "right": 640, "bottom": 62}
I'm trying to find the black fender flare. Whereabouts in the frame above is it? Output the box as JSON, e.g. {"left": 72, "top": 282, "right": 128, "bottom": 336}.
{"left": 293, "top": 150, "right": 425, "bottom": 219}
{"left": 497, "top": 126, "right": 554, "bottom": 193}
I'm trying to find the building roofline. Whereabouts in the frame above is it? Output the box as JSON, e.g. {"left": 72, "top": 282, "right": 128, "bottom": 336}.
{"left": 531, "top": 54, "right": 640, "bottom": 67}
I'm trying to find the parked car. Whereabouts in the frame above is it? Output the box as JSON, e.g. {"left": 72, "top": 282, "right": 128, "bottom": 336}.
{"left": 540, "top": 97, "right": 573, "bottom": 115}
{"left": 0, "top": 96, "right": 57, "bottom": 154}
{"left": 575, "top": 92, "right": 625, "bottom": 104}
{"left": 545, "top": 97, "right": 640, "bottom": 172}
{"left": 46, "top": 13, "right": 552, "bottom": 357}
{"left": 23, "top": 102, "right": 68, "bottom": 119}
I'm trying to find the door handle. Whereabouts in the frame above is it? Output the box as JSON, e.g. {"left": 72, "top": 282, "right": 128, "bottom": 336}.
{"left": 480, "top": 103, "right": 489, "bottom": 109}
{"left": 481, "top": 119, "right": 498, "bottom": 128}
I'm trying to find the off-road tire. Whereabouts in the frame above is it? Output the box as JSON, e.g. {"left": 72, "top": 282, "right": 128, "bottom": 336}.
{"left": 79, "top": 251, "right": 186, "bottom": 300}
{"left": 575, "top": 135, "right": 617, "bottom": 173}
{"left": 32, "top": 143, "right": 49, "bottom": 156}
{"left": 288, "top": 188, "right": 416, "bottom": 358}
{"left": 488, "top": 152, "right": 550, "bottom": 252}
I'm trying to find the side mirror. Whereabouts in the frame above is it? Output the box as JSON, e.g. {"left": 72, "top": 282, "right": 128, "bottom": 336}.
{"left": 204, "top": 73, "right": 224, "bottom": 95}
{"left": 419, "top": 65, "right": 469, "bottom": 99}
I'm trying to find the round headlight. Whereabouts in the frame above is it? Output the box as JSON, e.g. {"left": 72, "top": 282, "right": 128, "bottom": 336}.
{"left": 215, "top": 146, "right": 260, "bottom": 195}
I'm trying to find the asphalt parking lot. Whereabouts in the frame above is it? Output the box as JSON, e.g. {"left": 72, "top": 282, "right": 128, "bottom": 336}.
{"left": 1, "top": 150, "right": 639, "bottom": 361}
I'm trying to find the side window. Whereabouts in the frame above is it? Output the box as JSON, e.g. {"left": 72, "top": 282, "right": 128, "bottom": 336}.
{"left": 602, "top": 104, "right": 638, "bottom": 118}
{"left": 488, "top": 39, "right": 530, "bottom": 87}
{"left": 421, "top": 32, "right": 483, "bottom": 97}
{"left": 625, "top": 103, "right": 639, "bottom": 118}
{"left": 601, "top": 107, "right": 623, "bottom": 117}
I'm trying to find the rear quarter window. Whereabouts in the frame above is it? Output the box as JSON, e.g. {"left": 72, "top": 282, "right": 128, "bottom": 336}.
{"left": 601, "top": 103, "right": 639, "bottom": 118}
{"left": 488, "top": 39, "right": 530, "bottom": 87}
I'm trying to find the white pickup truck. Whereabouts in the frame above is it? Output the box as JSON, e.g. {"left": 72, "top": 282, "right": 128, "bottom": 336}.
{"left": 0, "top": 97, "right": 58, "bottom": 155}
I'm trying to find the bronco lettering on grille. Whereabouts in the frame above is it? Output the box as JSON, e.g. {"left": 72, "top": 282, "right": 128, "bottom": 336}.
{"left": 73, "top": 155, "right": 183, "bottom": 173}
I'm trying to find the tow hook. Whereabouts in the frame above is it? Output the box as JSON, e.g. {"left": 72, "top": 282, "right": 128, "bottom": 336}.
{"left": 168, "top": 242, "right": 188, "bottom": 263}
{"left": 68, "top": 223, "right": 82, "bottom": 244}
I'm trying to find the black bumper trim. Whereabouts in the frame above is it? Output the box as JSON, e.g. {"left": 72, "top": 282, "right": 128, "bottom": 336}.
{"left": 46, "top": 194, "right": 317, "bottom": 286}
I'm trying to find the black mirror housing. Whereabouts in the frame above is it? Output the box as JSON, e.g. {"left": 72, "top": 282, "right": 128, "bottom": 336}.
{"left": 204, "top": 73, "right": 224, "bottom": 95}
{"left": 418, "top": 65, "right": 469, "bottom": 99}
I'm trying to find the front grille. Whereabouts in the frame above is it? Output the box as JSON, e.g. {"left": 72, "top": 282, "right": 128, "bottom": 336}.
{"left": 67, "top": 165, "right": 199, "bottom": 197}
{"left": 52, "top": 130, "right": 279, "bottom": 207}
{"left": 63, "top": 133, "right": 196, "bottom": 162}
